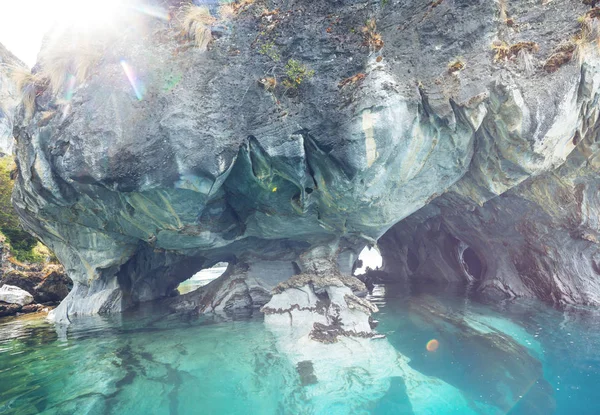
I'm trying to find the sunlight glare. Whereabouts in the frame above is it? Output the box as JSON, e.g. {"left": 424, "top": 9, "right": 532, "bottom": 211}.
{"left": 0, "top": 0, "right": 170, "bottom": 67}
{"left": 52, "top": 0, "right": 123, "bottom": 31}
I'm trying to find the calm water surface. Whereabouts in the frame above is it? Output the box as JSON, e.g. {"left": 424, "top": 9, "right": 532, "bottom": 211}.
{"left": 1, "top": 283, "right": 599, "bottom": 415}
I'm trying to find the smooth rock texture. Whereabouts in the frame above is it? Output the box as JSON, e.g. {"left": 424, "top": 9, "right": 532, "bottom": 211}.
{"left": 7, "top": 0, "right": 600, "bottom": 321}
{"left": 0, "top": 284, "right": 34, "bottom": 306}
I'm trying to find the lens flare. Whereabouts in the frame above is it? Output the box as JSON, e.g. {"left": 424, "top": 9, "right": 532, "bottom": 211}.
{"left": 120, "top": 60, "right": 145, "bottom": 101}
{"left": 426, "top": 339, "right": 440, "bottom": 352}
{"left": 131, "top": 4, "right": 171, "bottom": 21}
{"left": 54, "top": 0, "right": 123, "bottom": 31}
{"left": 64, "top": 75, "right": 76, "bottom": 101}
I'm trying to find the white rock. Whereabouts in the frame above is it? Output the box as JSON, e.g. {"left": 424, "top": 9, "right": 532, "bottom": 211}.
{"left": 0, "top": 285, "right": 34, "bottom": 306}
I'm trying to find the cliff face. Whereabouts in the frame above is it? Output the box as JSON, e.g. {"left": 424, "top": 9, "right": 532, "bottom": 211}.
{"left": 9, "top": 0, "right": 600, "bottom": 324}
{"left": 379, "top": 130, "right": 600, "bottom": 306}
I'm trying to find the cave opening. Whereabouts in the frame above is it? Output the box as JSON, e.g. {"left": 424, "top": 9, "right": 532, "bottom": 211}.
{"left": 407, "top": 247, "right": 419, "bottom": 272}
{"left": 354, "top": 246, "right": 383, "bottom": 275}
{"left": 461, "top": 247, "right": 483, "bottom": 281}
{"left": 177, "top": 262, "right": 229, "bottom": 294}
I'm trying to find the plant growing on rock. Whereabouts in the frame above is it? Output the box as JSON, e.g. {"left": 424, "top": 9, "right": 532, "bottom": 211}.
{"left": 492, "top": 41, "right": 539, "bottom": 62}
{"left": 38, "top": 39, "right": 102, "bottom": 95}
{"left": 282, "top": 59, "right": 314, "bottom": 90}
{"left": 259, "top": 41, "right": 281, "bottom": 62}
{"left": 362, "top": 19, "right": 384, "bottom": 51}
{"left": 544, "top": 42, "right": 577, "bottom": 72}
{"left": 448, "top": 59, "right": 466, "bottom": 74}
{"left": 8, "top": 31, "right": 104, "bottom": 119}
{"left": 338, "top": 73, "right": 366, "bottom": 88}
{"left": 179, "top": 5, "right": 217, "bottom": 52}
{"left": 8, "top": 66, "right": 45, "bottom": 119}
{"left": 0, "top": 157, "right": 46, "bottom": 263}
{"left": 258, "top": 76, "right": 277, "bottom": 91}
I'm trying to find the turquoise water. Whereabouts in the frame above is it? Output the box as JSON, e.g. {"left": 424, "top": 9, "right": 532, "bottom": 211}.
{"left": 1, "top": 283, "right": 600, "bottom": 415}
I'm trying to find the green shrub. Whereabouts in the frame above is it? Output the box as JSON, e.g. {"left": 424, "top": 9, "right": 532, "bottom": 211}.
{"left": 282, "top": 59, "right": 314, "bottom": 90}
{"left": 0, "top": 156, "right": 45, "bottom": 263}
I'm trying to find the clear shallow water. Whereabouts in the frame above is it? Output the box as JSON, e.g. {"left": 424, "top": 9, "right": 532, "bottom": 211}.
{"left": 1, "top": 284, "right": 599, "bottom": 415}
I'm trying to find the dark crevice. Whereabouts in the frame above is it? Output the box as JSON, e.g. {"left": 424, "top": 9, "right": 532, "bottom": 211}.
{"left": 462, "top": 246, "right": 483, "bottom": 280}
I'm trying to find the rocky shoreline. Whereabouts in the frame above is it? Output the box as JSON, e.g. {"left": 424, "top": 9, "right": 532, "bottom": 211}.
{"left": 0, "top": 238, "right": 71, "bottom": 318}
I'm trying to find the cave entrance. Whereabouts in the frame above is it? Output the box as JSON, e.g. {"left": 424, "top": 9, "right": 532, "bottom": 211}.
{"left": 177, "top": 262, "right": 228, "bottom": 294}
{"left": 459, "top": 245, "right": 484, "bottom": 281}
{"left": 354, "top": 246, "right": 383, "bottom": 275}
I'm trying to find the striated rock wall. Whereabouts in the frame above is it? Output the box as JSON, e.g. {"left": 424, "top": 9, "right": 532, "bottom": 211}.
{"left": 8, "top": 0, "right": 600, "bottom": 322}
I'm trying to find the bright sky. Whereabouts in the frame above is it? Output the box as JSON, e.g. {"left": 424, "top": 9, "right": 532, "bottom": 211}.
{"left": 0, "top": 0, "right": 123, "bottom": 67}
{"left": 0, "top": 1, "right": 57, "bottom": 66}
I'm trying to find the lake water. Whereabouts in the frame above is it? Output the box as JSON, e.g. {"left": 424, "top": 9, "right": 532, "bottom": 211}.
{"left": 1, "top": 282, "right": 599, "bottom": 415}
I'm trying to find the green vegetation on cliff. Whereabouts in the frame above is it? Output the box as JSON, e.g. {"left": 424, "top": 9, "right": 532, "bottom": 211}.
{"left": 0, "top": 156, "right": 46, "bottom": 263}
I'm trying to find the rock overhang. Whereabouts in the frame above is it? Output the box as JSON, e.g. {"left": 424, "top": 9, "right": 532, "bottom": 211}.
{"left": 6, "top": 0, "right": 600, "bottom": 322}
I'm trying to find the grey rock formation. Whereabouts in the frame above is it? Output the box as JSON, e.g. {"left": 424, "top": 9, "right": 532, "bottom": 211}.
{"left": 0, "top": 284, "right": 34, "bottom": 306}
{"left": 379, "top": 133, "right": 600, "bottom": 306}
{"left": 8, "top": 0, "right": 600, "bottom": 324}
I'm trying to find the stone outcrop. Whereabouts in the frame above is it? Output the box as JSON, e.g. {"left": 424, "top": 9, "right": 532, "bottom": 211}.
{"left": 378, "top": 132, "right": 600, "bottom": 306}
{"left": 8, "top": 0, "right": 600, "bottom": 324}
{"left": 0, "top": 238, "right": 72, "bottom": 317}
{"left": 0, "top": 284, "right": 33, "bottom": 306}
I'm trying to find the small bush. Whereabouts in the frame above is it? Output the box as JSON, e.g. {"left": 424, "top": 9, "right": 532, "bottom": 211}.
{"left": 282, "top": 59, "right": 314, "bottom": 90}
{"left": 259, "top": 41, "right": 281, "bottom": 62}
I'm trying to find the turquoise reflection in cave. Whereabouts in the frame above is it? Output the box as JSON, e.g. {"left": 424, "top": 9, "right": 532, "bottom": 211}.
{"left": 1, "top": 284, "right": 599, "bottom": 415}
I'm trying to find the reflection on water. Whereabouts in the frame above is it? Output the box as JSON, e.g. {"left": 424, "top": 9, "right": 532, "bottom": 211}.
{"left": 1, "top": 283, "right": 600, "bottom": 414}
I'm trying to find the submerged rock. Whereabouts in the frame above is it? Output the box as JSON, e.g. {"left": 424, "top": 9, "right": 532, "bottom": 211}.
{"left": 6, "top": 0, "right": 600, "bottom": 321}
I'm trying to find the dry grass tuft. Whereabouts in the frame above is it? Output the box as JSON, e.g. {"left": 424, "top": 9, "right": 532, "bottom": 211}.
{"left": 231, "top": 0, "right": 255, "bottom": 14}
{"left": 6, "top": 31, "right": 103, "bottom": 119}
{"left": 543, "top": 42, "right": 577, "bottom": 72}
{"left": 493, "top": 41, "right": 538, "bottom": 62}
{"left": 219, "top": 3, "right": 235, "bottom": 20}
{"left": 338, "top": 73, "right": 366, "bottom": 88}
{"left": 8, "top": 65, "right": 45, "bottom": 119}
{"left": 37, "top": 46, "right": 101, "bottom": 97}
{"left": 517, "top": 49, "right": 535, "bottom": 74}
{"left": 180, "top": 5, "right": 217, "bottom": 51}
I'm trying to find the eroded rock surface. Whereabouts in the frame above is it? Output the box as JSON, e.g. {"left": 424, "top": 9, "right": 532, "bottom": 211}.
{"left": 8, "top": 0, "right": 600, "bottom": 323}
{"left": 379, "top": 134, "right": 600, "bottom": 306}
